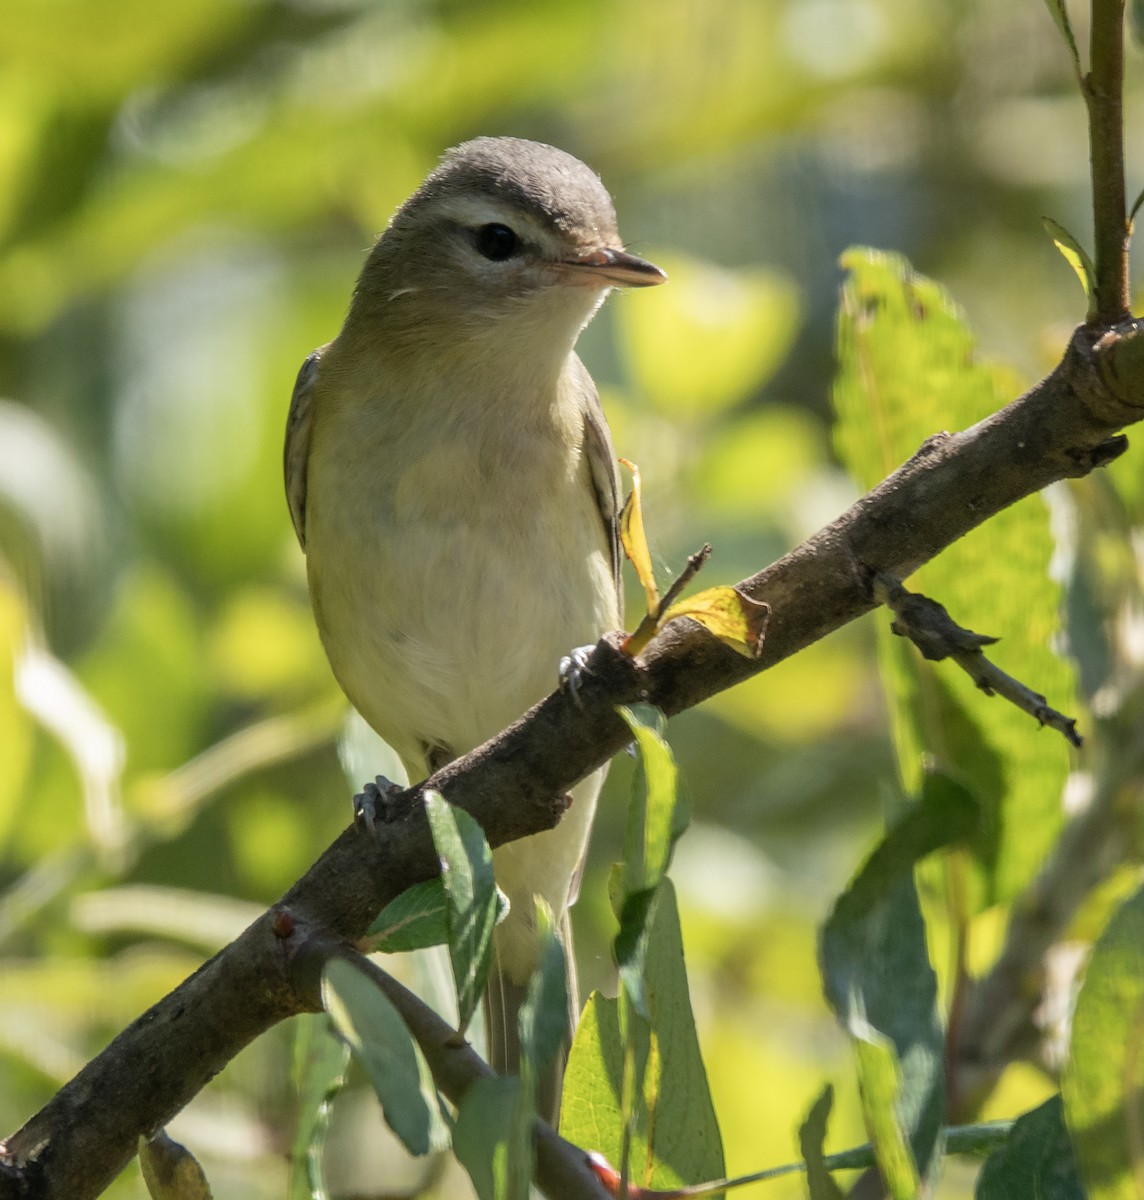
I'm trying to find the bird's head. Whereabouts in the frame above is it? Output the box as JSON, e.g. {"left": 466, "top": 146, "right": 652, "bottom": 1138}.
{"left": 348, "top": 137, "right": 665, "bottom": 370}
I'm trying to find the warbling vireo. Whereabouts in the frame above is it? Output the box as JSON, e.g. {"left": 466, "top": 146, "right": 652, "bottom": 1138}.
{"left": 284, "top": 136, "right": 665, "bottom": 1077}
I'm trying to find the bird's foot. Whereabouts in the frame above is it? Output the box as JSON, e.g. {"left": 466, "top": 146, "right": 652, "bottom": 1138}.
{"left": 353, "top": 775, "right": 403, "bottom": 833}
{"left": 558, "top": 644, "right": 595, "bottom": 708}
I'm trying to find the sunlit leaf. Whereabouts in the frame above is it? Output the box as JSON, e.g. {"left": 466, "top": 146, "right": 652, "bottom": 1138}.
{"left": 1042, "top": 217, "right": 1096, "bottom": 315}
{"left": 425, "top": 790, "right": 498, "bottom": 1035}
{"left": 561, "top": 881, "right": 724, "bottom": 1194}
{"left": 619, "top": 458, "right": 659, "bottom": 613}
{"left": 661, "top": 584, "right": 767, "bottom": 658}
{"left": 1061, "top": 883, "right": 1144, "bottom": 1200}
{"left": 834, "top": 247, "right": 1077, "bottom": 911}
{"left": 321, "top": 958, "right": 448, "bottom": 1157}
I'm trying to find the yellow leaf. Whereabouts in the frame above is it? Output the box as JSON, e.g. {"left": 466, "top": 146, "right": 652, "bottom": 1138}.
{"left": 619, "top": 458, "right": 659, "bottom": 613}
{"left": 662, "top": 586, "right": 768, "bottom": 659}
{"left": 1042, "top": 216, "right": 1096, "bottom": 316}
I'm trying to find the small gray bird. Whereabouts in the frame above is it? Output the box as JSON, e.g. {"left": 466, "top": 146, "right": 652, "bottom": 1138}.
{"left": 284, "top": 136, "right": 665, "bottom": 1086}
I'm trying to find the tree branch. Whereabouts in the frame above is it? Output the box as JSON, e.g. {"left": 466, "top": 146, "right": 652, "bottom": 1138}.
{"left": 2, "top": 323, "right": 1144, "bottom": 1199}
{"left": 1086, "top": 0, "right": 1130, "bottom": 321}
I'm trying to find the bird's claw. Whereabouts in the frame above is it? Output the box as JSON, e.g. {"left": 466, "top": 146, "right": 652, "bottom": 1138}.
{"left": 353, "top": 774, "right": 403, "bottom": 833}
{"left": 559, "top": 644, "right": 595, "bottom": 708}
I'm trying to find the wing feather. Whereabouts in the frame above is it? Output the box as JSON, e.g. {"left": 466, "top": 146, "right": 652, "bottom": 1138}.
{"left": 573, "top": 355, "right": 623, "bottom": 612}
{"left": 284, "top": 350, "right": 322, "bottom": 550}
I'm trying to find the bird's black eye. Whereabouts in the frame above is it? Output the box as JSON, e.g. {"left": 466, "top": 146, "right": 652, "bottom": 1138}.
{"left": 475, "top": 223, "right": 519, "bottom": 261}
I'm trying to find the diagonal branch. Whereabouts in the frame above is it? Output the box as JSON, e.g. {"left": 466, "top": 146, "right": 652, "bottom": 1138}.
{"left": 2, "top": 322, "right": 1144, "bottom": 1200}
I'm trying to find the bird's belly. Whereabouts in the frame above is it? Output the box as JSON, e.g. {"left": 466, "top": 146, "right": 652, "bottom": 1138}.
{"left": 307, "top": 471, "right": 617, "bottom": 774}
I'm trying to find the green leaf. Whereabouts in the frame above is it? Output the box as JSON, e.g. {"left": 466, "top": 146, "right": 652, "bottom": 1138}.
{"left": 612, "top": 705, "right": 689, "bottom": 1022}
{"left": 1062, "top": 882, "right": 1144, "bottom": 1200}
{"left": 560, "top": 880, "right": 724, "bottom": 1194}
{"left": 1043, "top": 217, "right": 1097, "bottom": 314}
{"left": 820, "top": 774, "right": 976, "bottom": 1191}
{"left": 288, "top": 1014, "right": 349, "bottom": 1200}
{"left": 425, "top": 790, "right": 499, "bottom": 1035}
{"left": 454, "top": 1075, "right": 532, "bottom": 1200}
{"left": 139, "top": 1130, "right": 213, "bottom": 1200}
{"left": 517, "top": 900, "right": 568, "bottom": 1080}
{"left": 799, "top": 1085, "right": 847, "bottom": 1200}
{"left": 833, "top": 247, "right": 1077, "bottom": 912}
{"left": 321, "top": 958, "right": 448, "bottom": 1157}
{"left": 616, "top": 704, "right": 688, "bottom": 904}
{"left": 1040, "top": 0, "right": 1083, "bottom": 78}
{"left": 367, "top": 877, "right": 509, "bottom": 953}
{"left": 975, "top": 1095, "right": 1085, "bottom": 1200}
{"left": 367, "top": 878, "right": 449, "bottom": 952}
{"left": 616, "top": 252, "right": 801, "bottom": 417}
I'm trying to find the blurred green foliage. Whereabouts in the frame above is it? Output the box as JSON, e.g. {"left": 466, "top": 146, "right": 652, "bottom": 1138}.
{"left": 1, "top": 1, "right": 1142, "bottom": 1197}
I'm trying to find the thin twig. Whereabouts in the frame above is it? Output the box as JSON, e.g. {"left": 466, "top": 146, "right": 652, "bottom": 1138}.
{"left": 623, "top": 544, "right": 712, "bottom": 656}
{"left": 872, "top": 573, "right": 1083, "bottom": 747}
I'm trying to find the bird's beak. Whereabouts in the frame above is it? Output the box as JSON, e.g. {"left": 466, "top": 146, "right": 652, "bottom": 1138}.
{"left": 558, "top": 247, "right": 667, "bottom": 289}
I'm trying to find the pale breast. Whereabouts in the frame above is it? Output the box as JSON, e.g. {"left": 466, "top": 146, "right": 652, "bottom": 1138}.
{"left": 304, "top": 385, "right": 619, "bottom": 774}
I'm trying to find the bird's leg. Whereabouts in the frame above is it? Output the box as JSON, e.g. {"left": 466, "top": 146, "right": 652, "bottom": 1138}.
{"left": 353, "top": 775, "right": 403, "bottom": 833}
{"left": 558, "top": 645, "right": 595, "bottom": 707}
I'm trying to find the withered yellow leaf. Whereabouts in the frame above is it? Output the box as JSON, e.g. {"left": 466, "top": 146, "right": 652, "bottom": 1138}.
{"left": 662, "top": 586, "right": 768, "bottom": 658}
{"left": 619, "top": 458, "right": 659, "bottom": 613}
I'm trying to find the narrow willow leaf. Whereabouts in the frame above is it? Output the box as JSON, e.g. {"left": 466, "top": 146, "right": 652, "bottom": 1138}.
{"left": 619, "top": 458, "right": 660, "bottom": 612}
{"left": 454, "top": 1075, "right": 531, "bottom": 1200}
{"left": 976, "top": 1095, "right": 1085, "bottom": 1200}
{"left": 425, "top": 790, "right": 498, "bottom": 1034}
{"left": 820, "top": 774, "right": 976, "bottom": 1188}
{"left": 833, "top": 247, "right": 1077, "bottom": 912}
{"left": 139, "top": 1131, "right": 213, "bottom": 1200}
{"left": 661, "top": 585, "right": 767, "bottom": 658}
{"left": 321, "top": 958, "right": 448, "bottom": 1157}
{"left": 1040, "top": 0, "right": 1083, "bottom": 77}
{"left": 366, "top": 879, "right": 509, "bottom": 954}
{"left": 517, "top": 900, "right": 567, "bottom": 1079}
{"left": 560, "top": 881, "right": 724, "bottom": 1194}
{"left": 365, "top": 879, "right": 447, "bottom": 952}
{"left": 613, "top": 704, "right": 689, "bottom": 1021}
{"left": 616, "top": 704, "right": 687, "bottom": 900}
{"left": 1043, "top": 217, "right": 1097, "bottom": 314}
{"left": 1061, "top": 883, "right": 1144, "bottom": 1200}
{"left": 853, "top": 1037, "right": 922, "bottom": 1200}
{"left": 289, "top": 1014, "right": 349, "bottom": 1200}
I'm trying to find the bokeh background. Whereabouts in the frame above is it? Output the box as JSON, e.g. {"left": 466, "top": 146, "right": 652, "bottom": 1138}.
{"left": 1, "top": 1, "right": 1140, "bottom": 1196}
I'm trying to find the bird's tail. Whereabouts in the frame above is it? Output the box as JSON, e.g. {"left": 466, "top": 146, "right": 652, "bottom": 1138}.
{"left": 483, "top": 908, "right": 579, "bottom": 1124}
